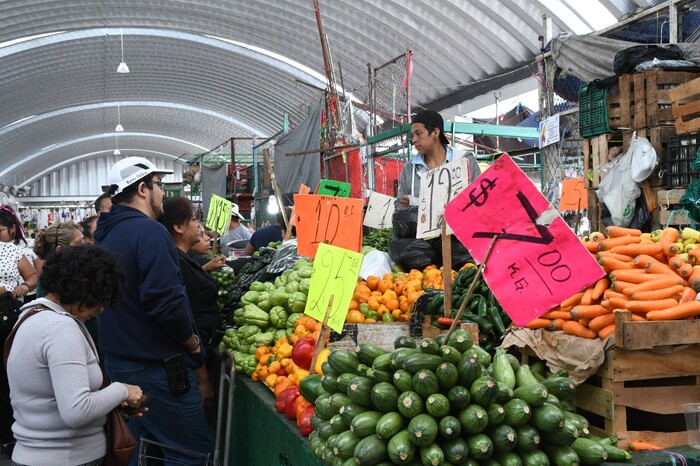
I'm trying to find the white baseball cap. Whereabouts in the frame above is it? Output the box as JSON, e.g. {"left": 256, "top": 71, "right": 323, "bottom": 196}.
{"left": 108, "top": 157, "right": 174, "bottom": 197}
{"left": 231, "top": 203, "right": 246, "bottom": 221}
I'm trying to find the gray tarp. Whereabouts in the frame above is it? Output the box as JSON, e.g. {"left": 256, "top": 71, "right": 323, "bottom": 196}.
{"left": 551, "top": 32, "right": 700, "bottom": 83}
{"left": 274, "top": 103, "right": 322, "bottom": 194}
{"left": 201, "top": 163, "right": 227, "bottom": 220}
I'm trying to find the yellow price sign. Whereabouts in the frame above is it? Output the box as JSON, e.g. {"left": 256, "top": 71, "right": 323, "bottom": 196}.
{"left": 304, "top": 243, "right": 363, "bottom": 333}
{"left": 204, "top": 194, "right": 232, "bottom": 235}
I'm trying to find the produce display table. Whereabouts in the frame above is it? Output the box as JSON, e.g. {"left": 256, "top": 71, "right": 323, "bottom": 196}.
{"left": 227, "top": 376, "right": 323, "bottom": 466}
{"left": 606, "top": 446, "right": 700, "bottom": 466}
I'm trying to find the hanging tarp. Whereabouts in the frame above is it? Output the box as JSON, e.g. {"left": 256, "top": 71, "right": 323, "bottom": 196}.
{"left": 274, "top": 103, "right": 323, "bottom": 195}
{"left": 201, "top": 164, "right": 227, "bottom": 220}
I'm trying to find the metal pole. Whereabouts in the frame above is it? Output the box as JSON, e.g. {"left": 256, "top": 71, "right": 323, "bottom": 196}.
{"left": 406, "top": 49, "right": 412, "bottom": 124}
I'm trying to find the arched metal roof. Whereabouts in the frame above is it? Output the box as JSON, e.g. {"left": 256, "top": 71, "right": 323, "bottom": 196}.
{"left": 0, "top": 0, "right": 661, "bottom": 193}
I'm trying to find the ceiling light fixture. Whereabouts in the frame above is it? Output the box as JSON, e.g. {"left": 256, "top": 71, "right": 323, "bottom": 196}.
{"left": 114, "top": 133, "right": 121, "bottom": 156}
{"left": 115, "top": 102, "right": 124, "bottom": 132}
{"left": 117, "top": 28, "right": 130, "bottom": 73}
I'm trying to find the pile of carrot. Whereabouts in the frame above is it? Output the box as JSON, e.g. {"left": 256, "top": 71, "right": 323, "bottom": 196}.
{"left": 526, "top": 226, "right": 700, "bottom": 339}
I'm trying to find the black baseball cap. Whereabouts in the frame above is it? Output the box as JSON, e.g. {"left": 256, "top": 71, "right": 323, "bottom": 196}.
{"left": 413, "top": 110, "right": 449, "bottom": 145}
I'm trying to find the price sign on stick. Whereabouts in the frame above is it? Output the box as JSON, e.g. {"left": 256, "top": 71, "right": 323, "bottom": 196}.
{"left": 289, "top": 184, "right": 311, "bottom": 228}
{"left": 294, "top": 194, "right": 363, "bottom": 257}
{"left": 559, "top": 178, "right": 588, "bottom": 210}
{"left": 304, "top": 243, "right": 363, "bottom": 333}
{"left": 317, "top": 179, "right": 351, "bottom": 198}
{"left": 364, "top": 192, "right": 396, "bottom": 229}
{"left": 204, "top": 194, "right": 232, "bottom": 236}
{"left": 444, "top": 156, "right": 605, "bottom": 326}
{"left": 417, "top": 158, "right": 470, "bottom": 239}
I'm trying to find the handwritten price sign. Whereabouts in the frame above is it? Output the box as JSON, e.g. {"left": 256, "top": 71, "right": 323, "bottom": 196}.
{"left": 363, "top": 192, "right": 396, "bottom": 230}
{"left": 559, "top": 178, "right": 588, "bottom": 210}
{"left": 204, "top": 194, "right": 232, "bottom": 235}
{"left": 294, "top": 194, "right": 363, "bottom": 257}
{"left": 444, "top": 156, "right": 604, "bottom": 326}
{"left": 417, "top": 158, "right": 469, "bottom": 239}
{"left": 304, "top": 243, "right": 363, "bottom": 333}
{"left": 317, "top": 179, "right": 351, "bottom": 198}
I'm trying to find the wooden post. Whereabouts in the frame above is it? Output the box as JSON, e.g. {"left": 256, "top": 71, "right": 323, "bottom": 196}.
{"left": 284, "top": 206, "right": 296, "bottom": 241}
{"left": 211, "top": 231, "right": 220, "bottom": 257}
{"left": 263, "top": 148, "right": 290, "bottom": 231}
{"left": 309, "top": 295, "right": 334, "bottom": 375}
{"left": 442, "top": 235, "right": 498, "bottom": 346}
{"left": 441, "top": 221, "right": 452, "bottom": 318}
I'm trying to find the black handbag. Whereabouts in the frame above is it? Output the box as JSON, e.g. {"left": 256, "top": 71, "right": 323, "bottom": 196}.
{"left": 0, "top": 292, "right": 22, "bottom": 334}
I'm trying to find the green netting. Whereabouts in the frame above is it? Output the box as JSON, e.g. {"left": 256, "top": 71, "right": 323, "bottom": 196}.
{"left": 679, "top": 178, "right": 700, "bottom": 223}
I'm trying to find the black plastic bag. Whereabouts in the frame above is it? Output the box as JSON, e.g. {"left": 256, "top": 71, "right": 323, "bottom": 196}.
{"left": 0, "top": 292, "right": 22, "bottom": 334}
{"left": 613, "top": 44, "right": 684, "bottom": 75}
{"left": 388, "top": 235, "right": 438, "bottom": 271}
{"left": 392, "top": 206, "right": 418, "bottom": 238}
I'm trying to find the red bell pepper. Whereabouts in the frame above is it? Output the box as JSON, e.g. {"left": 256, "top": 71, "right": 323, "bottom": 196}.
{"left": 275, "top": 386, "right": 300, "bottom": 414}
{"left": 283, "top": 387, "right": 301, "bottom": 419}
{"left": 298, "top": 404, "right": 315, "bottom": 436}
{"left": 291, "top": 336, "right": 316, "bottom": 370}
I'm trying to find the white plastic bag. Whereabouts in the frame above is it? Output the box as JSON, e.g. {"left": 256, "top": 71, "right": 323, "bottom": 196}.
{"left": 629, "top": 134, "right": 658, "bottom": 182}
{"left": 596, "top": 147, "right": 640, "bottom": 227}
{"left": 359, "top": 250, "right": 393, "bottom": 280}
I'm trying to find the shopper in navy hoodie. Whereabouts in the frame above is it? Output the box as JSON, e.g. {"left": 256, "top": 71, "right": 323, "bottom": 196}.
{"left": 94, "top": 157, "right": 213, "bottom": 465}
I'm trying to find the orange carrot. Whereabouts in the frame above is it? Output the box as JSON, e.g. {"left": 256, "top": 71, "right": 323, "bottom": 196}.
{"left": 561, "top": 292, "right": 584, "bottom": 309}
{"left": 661, "top": 240, "right": 680, "bottom": 257}
{"left": 578, "top": 318, "right": 591, "bottom": 327}
{"left": 624, "top": 276, "right": 688, "bottom": 295}
{"left": 610, "top": 280, "right": 638, "bottom": 292}
{"left": 571, "top": 305, "right": 611, "bottom": 320}
{"left": 597, "top": 235, "right": 642, "bottom": 251}
{"left": 610, "top": 243, "right": 664, "bottom": 256}
{"left": 598, "top": 256, "right": 636, "bottom": 272}
{"left": 591, "top": 278, "right": 610, "bottom": 301}
{"left": 646, "top": 301, "right": 700, "bottom": 321}
{"left": 644, "top": 259, "right": 679, "bottom": 276}
{"left": 630, "top": 284, "right": 684, "bottom": 301}
{"left": 598, "top": 324, "right": 616, "bottom": 339}
{"left": 583, "top": 241, "right": 600, "bottom": 253}
{"left": 579, "top": 287, "right": 594, "bottom": 306}
{"left": 629, "top": 441, "right": 664, "bottom": 451}
{"left": 525, "top": 318, "right": 553, "bottom": 330}
{"left": 541, "top": 310, "right": 573, "bottom": 320}
{"left": 677, "top": 262, "right": 694, "bottom": 279}
{"left": 600, "top": 299, "right": 614, "bottom": 311}
{"left": 596, "top": 251, "right": 634, "bottom": 263}
{"left": 605, "top": 226, "right": 642, "bottom": 238}
{"left": 668, "top": 255, "right": 683, "bottom": 270}
{"left": 611, "top": 270, "right": 684, "bottom": 284}
{"left": 689, "top": 268, "right": 700, "bottom": 292}
{"left": 562, "top": 320, "right": 598, "bottom": 339}
{"left": 630, "top": 313, "right": 647, "bottom": 321}
{"left": 678, "top": 287, "right": 698, "bottom": 304}
{"left": 658, "top": 228, "right": 680, "bottom": 244}
{"left": 589, "top": 313, "right": 616, "bottom": 332}
{"left": 551, "top": 318, "right": 566, "bottom": 330}
{"left": 604, "top": 289, "right": 629, "bottom": 301}
{"left": 607, "top": 297, "right": 630, "bottom": 310}
{"left": 624, "top": 298, "right": 679, "bottom": 313}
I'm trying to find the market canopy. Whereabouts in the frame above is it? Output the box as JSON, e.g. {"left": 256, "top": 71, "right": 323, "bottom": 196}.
{"left": 0, "top": 0, "right": 665, "bottom": 194}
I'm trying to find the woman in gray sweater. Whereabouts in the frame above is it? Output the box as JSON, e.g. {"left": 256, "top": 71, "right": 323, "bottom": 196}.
{"left": 6, "top": 246, "right": 145, "bottom": 466}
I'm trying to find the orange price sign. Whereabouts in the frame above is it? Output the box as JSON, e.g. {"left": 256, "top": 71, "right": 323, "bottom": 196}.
{"left": 294, "top": 194, "right": 363, "bottom": 257}
{"left": 290, "top": 184, "right": 311, "bottom": 227}
{"left": 559, "top": 178, "right": 587, "bottom": 210}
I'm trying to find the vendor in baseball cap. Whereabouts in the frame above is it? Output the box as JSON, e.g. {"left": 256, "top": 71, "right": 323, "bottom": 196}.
{"left": 107, "top": 156, "right": 174, "bottom": 198}
{"left": 412, "top": 109, "right": 449, "bottom": 146}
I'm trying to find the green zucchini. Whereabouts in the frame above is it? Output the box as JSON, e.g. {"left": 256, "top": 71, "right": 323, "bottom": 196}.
{"left": 465, "top": 344, "right": 492, "bottom": 367}
{"left": 394, "top": 335, "right": 417, "bottom": 349}
{"left": 486, "top": 403, "right": 506, "bottom": 427}
{"left": 530, "top": 403, "right": 565, "bottom": 433}
{"left": 571, "top": 438, "right": 608, "bottom": 465}
{"left": 488, "top": 423, "right": 518, "bottom": 453}
{"left": 330, "top": 393, "right": 352, "bottom": 411}
{"left": 356, "top": 343, "right": 390, "bottom": 365}
{"left": 419, "top": 338, "right": 441, "bottom": 355}
{"left": 506, "top": 353, "right": 521, "bottom": 373}
{"left": 337, "top": 373, "right": 357, "bottom": 394}
{"left": 387, "top": 430, "right": 416, "bottom": 465}
{"left": 390, "top": 348, "right": 421, "bottom": 371}
{"left": 470, "top": 376, "right": 500, "bottom": 406}
{"left": 372, "top": 353, "right": 393, "bottom": 372}
{"left": 407, "top": 413, "right": 438, "bottom": 447}
{"left": 542, "top": 376, "right": 576, "bottom": 402}
{"left": 402, "top": 353, "right": 445, "bottom": 374}
{"left": 315, "top": 394, "right": 338, "bottom": 420}
{"left": 515, "top": 364, "right": 540, "bottom": 388}
{"left": 447, "top": 385, "right": 471, "bottom": 411}
{"left": 457, "top": 355, "right": 484, "bottom": 388}
{"left": 458, "top": 404, "right": 489, "bottom": 434}
{"left": 419, "top": 443, "right": 445, "bottom": 466}
{"left": 350, "top": 410, "right": 383, "bottom": 437}
{"left": 435, "top": 362, "right": 459, "bottom": 391}
{"left": 370, "top": 382, "right": 400, "bottom": 413}
{"left": 412, "top": 369, "right": 440, "bottom": 399}
{"left": 541, "top": 418, "right": 580, "bottom": 446}
{"left": 513, "top": 383, "right": 549, "bottom": 407}
{"left": 322, "top": 374, "right": 341, "bottom": 394}
{"left": 353, "top": 435, "right": 388, "bottom": 465}
{"left": 338, "top": 402, "right": 369, "bottom": 425}
{"left": 425, "top": 393, "right": 450, "bottom": 418}
{"left": 447, "top": 329, "right": 474, "bottom": 352}
{"left": 503, "top": 398, "right": 532, "bottom": 427}
{"left": 496, "top": 381, "right": 515, "bottom": 403}
{"left": 493, "top": 347, "right": 517, "bottom": 390}
{"left": 438, "top": 415, "right": 461, "bottom": 440}
{"left": 366, "top": 368, "right": 391, "bottom": 384}
{"left": 514, "top": 424, "right": 541, "bottom": 452}
{"left": 376, "top": 412, "right": 404, "bottom": 440}
{"left": 466, "top": 433, "right": 493, "bottom": 461}
{"left": 440, "top": 345, "right": 462, "bottom": 365}
{"left": 329, "top": 413, "right": 349, "bottom": 434}
{"left": 397, "top": 391, "right": 425, "bottom": 419}
{"left": 521, "top": 449, "right": 550, "bottom": 466}
{"left": 494, "top": 451, "right": 524, "bottom": 466}
{"left": 347, "top": 376, "right": 374, "bottom": 407}
{"left": 542, "top": 444, "right": 581, "bottom": 466}
{"left": 393, "top": 369, "right": 414, "bottom": 393}
{"left": 333, "top": 430, "right": 362, "bottom": 460}
{"left": 442, "top": 437, "right": 469, "bottom": 464}
{"left": 598, "top": 443, "right": 631, "bottom": 462}
{"left": 328, "top": 348, "right": 361, "bottom": 375}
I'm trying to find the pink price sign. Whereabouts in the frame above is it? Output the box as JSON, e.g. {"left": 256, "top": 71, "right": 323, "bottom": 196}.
{"left": 444, "top": 156, "right": 605, "bottom": 327}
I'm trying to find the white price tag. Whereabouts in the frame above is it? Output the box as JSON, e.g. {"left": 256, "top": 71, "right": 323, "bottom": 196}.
{"left": 363, "top": 192, "right": 396, "bottom": 230}
{"left": 417, "top": 158, "right": 469, "bottom": 239}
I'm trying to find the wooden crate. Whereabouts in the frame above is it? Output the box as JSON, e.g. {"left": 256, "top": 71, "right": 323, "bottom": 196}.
{"left": 670, "top": 76, "right": 700, "bottom": 135}
{"left": 607, "top": 85, "right": 622, "bottom": 130}
{"left": 583, "top": 133, "right": 624, "bottom": 189}
{"left": 328, "top": 322, "right": 413, "bottom": 350}
{"left": 656, "top": 188, "right": 691, "bottom": 228}
{"left": 622, "top": 126, "right": 678, "bottom": 187}
{"left": 619, "top": 70, "right": 700, "bottom": 129}
{"left": 422, "top": 315, "right": 479, "bottom": 344}
{"left": 572, "top": 311, "right": 700, "bottom": 449}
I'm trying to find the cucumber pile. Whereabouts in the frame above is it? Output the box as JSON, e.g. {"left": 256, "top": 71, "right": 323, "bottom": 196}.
{"left": 309, "top": 335, "right": 632, "bottom": 466}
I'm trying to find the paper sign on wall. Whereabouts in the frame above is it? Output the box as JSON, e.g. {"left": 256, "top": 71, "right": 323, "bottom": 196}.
{"left": 294, "top": 194, "right": 363, "bottom": 257}
{"left": 538, "top": 114, "right": 560, "bottom": 148}
{"left": 304, "top": 243, "right": 363, "bottom": 333}
{"left": 317, "top": 179, "right": 351, "bottom": 198}
{"left": 363, "top": 192, "right": 396, "bottom": 230}
{"left": 559, "top": 178, "right": 588, "bottom": 210}
{"left": 444, "top": 156, "right": 604, "bottom": 326}
{"left": 204, "top": 194, "right": 232, "bottom": 235}
{"left": 417, "top": 158, "right": 469, "bottom": 239}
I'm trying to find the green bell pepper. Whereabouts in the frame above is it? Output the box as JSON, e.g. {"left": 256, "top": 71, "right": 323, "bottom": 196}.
{"left": 269, "top": 306, "right": 289, "bottom": 329}
{"left": 288, "top": 292, "right": 307, "bottom": 313}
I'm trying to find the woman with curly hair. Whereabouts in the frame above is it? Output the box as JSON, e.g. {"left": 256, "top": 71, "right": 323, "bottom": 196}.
{"left": 5, "top": 246, "right": 146, "bottom": 466}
